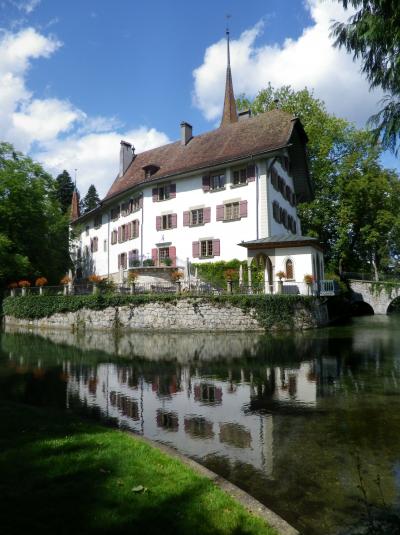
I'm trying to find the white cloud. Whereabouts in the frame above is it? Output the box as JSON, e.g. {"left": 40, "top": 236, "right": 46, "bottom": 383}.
{"left": 0, "top": 26, "right": 170, "bottom": 197}
{"left": 36, "top": 128, "right": 170, "bottom": 197}
{"left": 193, "top": 0, "right": 383, "bottom": 126}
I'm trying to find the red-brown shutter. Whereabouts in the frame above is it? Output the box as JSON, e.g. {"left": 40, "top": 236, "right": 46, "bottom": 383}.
{"left": 203, "top": 207, "right": 211, "bottom": 223}
{"left": 183, "top": 211, "right": 190, "bottom": 226}
{"left": 247, "top": 164, "right": 256, "bottom": 182}
{"left": 202, "top": 175, "right": 210, "bottom": 192}
{"left": 156, "top": 216, "right": 161, "bottom": 231}
{"left": 212, "top": 239, "right": 220, "bottom": 256}
{"left": 169, "top": 184, "right": 176, "bottom": 198}
{"left": 192, "top": 241, "right": 199, "bottom": 258}
{"left": 135, "top": 219, "right": 140, "bottom": 237}
{"left": 239, "top": 200, "right": 248, "bottom": 218}
{"left": 216, "top": 205, "right": 224, "bottom": 221}
{"left": 152, "top": 248, "right": 158, "bottom": 264}
{"left": 117, "top": 254, "right": 121, "bottom": 269}
{"left": 171, "top": 213, "right": 177, "bottom": 228}
{"left": 152, "top": 188, "right": 158, "bottom": 202}
{"left": 117, "top": 227, "right": 122, "bottom": 243}
{"left": 169, "top": 246, "right": 176, "bottom": 267}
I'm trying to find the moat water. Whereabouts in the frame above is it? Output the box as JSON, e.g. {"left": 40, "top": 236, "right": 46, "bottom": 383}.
{"left": 1, "top": 317, "right": 400, "bottom": 535}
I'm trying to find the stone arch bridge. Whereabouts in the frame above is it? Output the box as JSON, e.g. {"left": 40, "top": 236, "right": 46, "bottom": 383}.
{"left": 349, "top": 280, "right": 400, "bottom": 315}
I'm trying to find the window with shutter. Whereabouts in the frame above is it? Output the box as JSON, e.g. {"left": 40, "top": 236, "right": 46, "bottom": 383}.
{"left": 183, "top": 211, "right": 190, "bottom": 226}
{"left": 224, "top": 202, "right": 240, "bottom": 221}
{"left": 190, "top": 208, "right": 203, "bottom": 226}
{"left": 200, "top": 240, "right": 213, "bottom": 258}
{"left": 210, "top": 172, "right": 225, "bottom": 191}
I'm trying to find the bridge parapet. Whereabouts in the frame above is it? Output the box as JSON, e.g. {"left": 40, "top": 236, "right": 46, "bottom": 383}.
{"left": 349, "top": 279, "right": 400, "bottom": 315}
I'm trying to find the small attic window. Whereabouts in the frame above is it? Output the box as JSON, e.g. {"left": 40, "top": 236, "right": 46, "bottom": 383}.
{"left": 142, "top": 164, "right": 159, "bottom": 179}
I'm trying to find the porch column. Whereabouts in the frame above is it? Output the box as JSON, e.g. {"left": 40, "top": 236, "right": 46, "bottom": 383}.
{"left": 264, "top": 266, "right": 270, "bottom": 294}
{"left": 247, "top": 264, "right": 252, "bottom": 292}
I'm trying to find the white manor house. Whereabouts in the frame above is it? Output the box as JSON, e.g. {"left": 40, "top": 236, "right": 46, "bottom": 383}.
{"left": 70, "top": 33, "right": 325, "bottom": 294}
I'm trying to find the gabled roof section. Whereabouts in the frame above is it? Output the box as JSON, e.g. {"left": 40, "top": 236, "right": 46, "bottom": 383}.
{"left": 104, "top": 109, "right": 313, "bottom": 202}
{"left": 239, "top": 234, "right": 322, "bottom": 250}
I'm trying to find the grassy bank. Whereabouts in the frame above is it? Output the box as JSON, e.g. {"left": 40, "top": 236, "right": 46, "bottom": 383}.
{"left": 0, "top": 402, "right": 277, "bottom": 535}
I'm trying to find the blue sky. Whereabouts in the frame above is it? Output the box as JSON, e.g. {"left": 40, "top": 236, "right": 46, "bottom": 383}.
{"left": 0, "top": 0, "right": 398, "bottom": 196}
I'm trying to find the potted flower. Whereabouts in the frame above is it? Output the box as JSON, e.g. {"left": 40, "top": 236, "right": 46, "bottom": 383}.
{"left": 224, "top": 268, "right": 236, "bottom": 293}
{"left": 276, "top": 271, "right": 286, "bottom": 294}
{"left": 171, "top": 270, "right": 184, "bottom": 292}
{"left": 35, "top": 277, "right": 48, "bottom": 296}
{"left": 128, "top": 271, "right": 139, "bottom": 294}
{"left": 304, "top": 274, "right": 314, "bottom": 295}
{"left": 60, "top": 275, "right": 71, "bottom": 295}
{"left": 7, "top": 282, "right": 18, "bottom": 297}
{"left": 88, "top": 274, "right": 103, "bottom": 294}
{"left": 18, "top": 279, "right": 31, "bottom": 296}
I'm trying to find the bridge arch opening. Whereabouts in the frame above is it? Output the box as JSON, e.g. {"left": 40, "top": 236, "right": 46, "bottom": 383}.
{"left": 351, "top": 301, "right": 375, "bottom": 316}
{"left": 387, "top": 297, "right": 400, "bottom": 315}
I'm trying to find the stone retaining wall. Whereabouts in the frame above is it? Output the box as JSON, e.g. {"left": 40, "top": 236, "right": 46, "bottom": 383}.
{"left": 5, "top": 298, "right": 328, "bottom": 332}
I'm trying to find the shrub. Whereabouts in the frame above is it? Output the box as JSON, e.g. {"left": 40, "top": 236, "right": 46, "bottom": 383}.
{"left": 35, "top": 277, "right": 48, "bottom": 287}
{"left": 143, "top": 259, "right": 154, "bottom": 267}
{"left": 162, "top": 257, "right": 172, "bottom": 266}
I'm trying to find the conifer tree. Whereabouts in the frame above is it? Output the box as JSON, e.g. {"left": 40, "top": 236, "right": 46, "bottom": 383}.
{"left": 81, "top": 184, "right": 100, "bottom": 214}
{"left": 55, "top": 170, "right": 75, "bottom": 213}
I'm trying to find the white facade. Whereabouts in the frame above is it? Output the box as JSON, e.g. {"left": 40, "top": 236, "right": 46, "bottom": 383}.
{"left": 72, "top": 150, "right": 311, "bottom": 283}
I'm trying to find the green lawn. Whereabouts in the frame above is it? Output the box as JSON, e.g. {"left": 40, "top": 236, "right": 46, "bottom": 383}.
{"left": 0, "top": 402, "right": 277, "bottom": 535}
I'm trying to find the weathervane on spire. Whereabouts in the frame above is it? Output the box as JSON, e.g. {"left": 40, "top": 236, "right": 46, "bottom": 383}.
{"left": 226, "top": 14, "right": 231, "bottom": 67}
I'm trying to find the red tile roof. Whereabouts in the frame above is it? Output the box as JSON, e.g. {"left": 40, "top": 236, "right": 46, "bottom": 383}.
{"left": 104, "top": 109, "right": 307, "bottom": 202}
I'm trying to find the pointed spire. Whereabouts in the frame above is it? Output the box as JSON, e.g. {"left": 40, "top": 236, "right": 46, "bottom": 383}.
{"left": 70, "top": 188, "right": 80, "bottom": 222}
{"left": 220, "top": 26, "right": 238, "bottom": 128}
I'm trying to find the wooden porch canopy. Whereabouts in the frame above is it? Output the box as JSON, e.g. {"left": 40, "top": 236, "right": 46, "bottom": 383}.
{"left": 238, "top": 234, "right": 323, "bottom": 251}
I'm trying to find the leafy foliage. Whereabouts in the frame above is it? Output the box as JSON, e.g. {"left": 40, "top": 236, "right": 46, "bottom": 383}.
{"left": 0, "top": 143, "right": 71, "bottom": 287}
{"left": 331, "top": 1, "right": 400, "bottom": 153}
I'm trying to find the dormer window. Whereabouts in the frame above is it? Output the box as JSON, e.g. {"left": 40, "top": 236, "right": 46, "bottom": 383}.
{"left": 142, "top": 164, "right": 159, "bottom": 179}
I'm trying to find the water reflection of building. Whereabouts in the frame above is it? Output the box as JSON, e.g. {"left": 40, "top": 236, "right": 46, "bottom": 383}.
{"left": 66, "top": 360, "right": 317, "bottom": 479}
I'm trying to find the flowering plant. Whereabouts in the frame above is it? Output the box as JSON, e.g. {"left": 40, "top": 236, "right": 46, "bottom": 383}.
{"left": 88, "top": 274, "right": 103, "bottom": 284}
{"left": 7, "top": 282, "right": 18, "bottom": 289}
{"left": 276, "top": 271, "right": 286, "bottom": 281}
{"left": 170, "top": 270, "right": 184, "bottom": 282}
{"left": 128, "top": 271, "right": 139, "bottom": 282}
{"left": 223, "top": 268, "right": 237, "bottom": 281}
{"left": 18, "top": 280, "right": 31, "bottom": 288}
{"left": 304, "top": 274, "right": 314, "bottom": 284}
{"left": 35, "top": 277, "right": 48, "bottom": 287}
{"left": 60, "top": 275, "right": 71, "bottom": 285}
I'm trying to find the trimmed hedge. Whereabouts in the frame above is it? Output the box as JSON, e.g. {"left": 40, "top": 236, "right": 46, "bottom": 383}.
{"left": 3, "top": 293, "right": 317, "bottom": 330}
